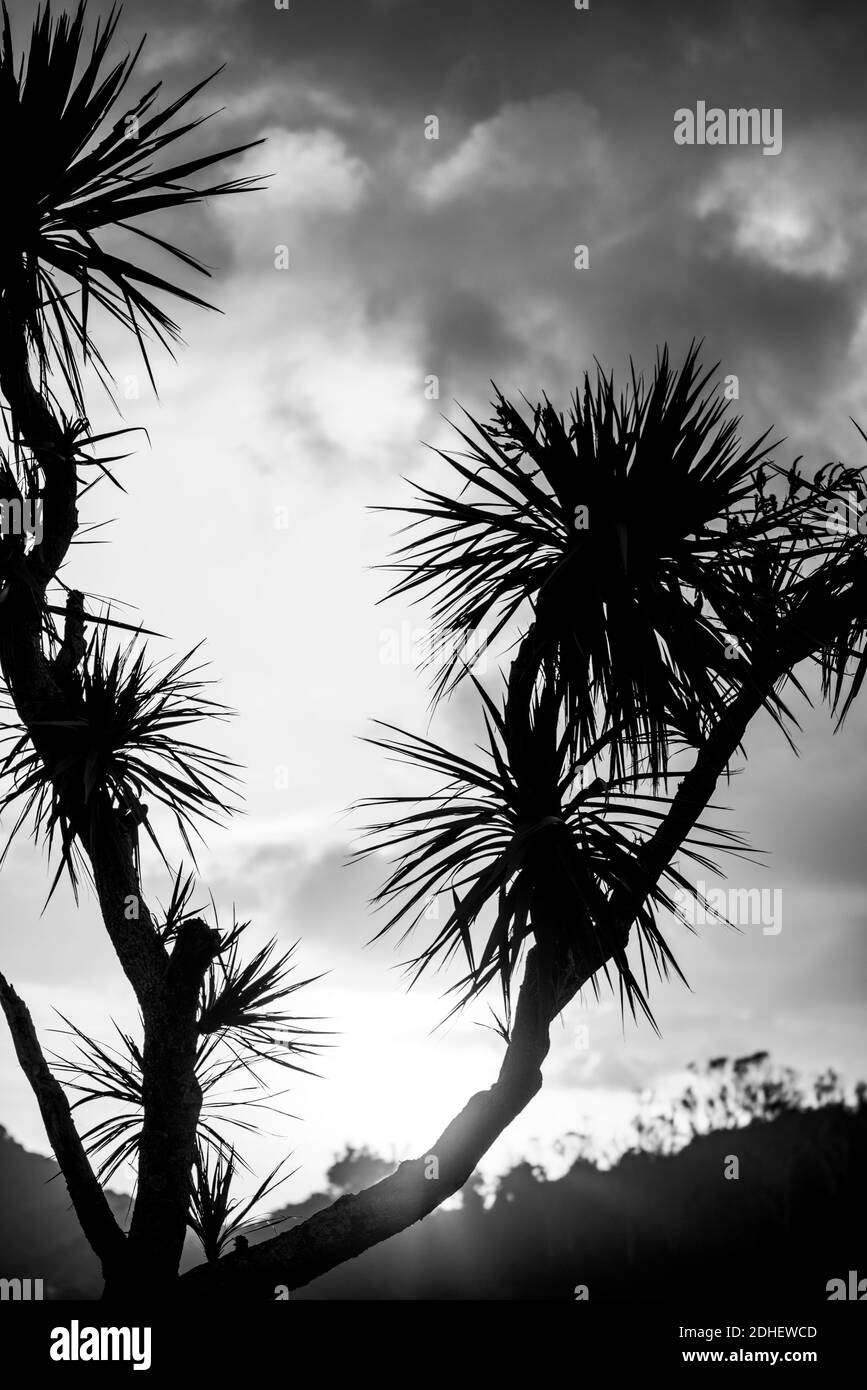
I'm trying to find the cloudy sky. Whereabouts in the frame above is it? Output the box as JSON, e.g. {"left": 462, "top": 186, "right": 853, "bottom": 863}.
{"left": 2, "top": 0, "right": 867, "bottom": 1206}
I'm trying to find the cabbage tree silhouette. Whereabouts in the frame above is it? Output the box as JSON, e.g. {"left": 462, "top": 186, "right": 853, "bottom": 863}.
{"left": 0, "top": 1, "right": 318, "bottom": 1299}
{"left": 2, "top": 1, "right": 867, "bottom": 1306}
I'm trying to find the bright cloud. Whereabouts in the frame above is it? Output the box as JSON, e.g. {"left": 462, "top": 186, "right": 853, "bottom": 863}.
{"left": 221, "top": 125, "right": 372, "bottom": 233}
{"left": 694, "top": 137, "right": 867, "bottom": 279}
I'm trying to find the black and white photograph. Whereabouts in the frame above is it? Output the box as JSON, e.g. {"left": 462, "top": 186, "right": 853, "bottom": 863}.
{"left": 0, "top": 0, "right": 864, "bottom": 1370}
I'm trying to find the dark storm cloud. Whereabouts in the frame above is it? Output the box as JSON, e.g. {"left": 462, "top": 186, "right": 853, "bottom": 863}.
{"left": 420, "top": 287, "right": 526, "bottom": 384}
{"left": 8, "top": 0, "right": 867, "bottom": 421}
{"left": 106, "top": 0, "right": 867, "bottom": 129}
{"left": 10, "top": 0, "right": 867, "bottom": 146}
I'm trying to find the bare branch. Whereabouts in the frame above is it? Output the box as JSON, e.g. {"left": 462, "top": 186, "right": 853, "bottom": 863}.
{"left": 179, "top": 944, "right": 552, "bottom": 1300}
{"left": 179, "top": 665, "right": 782, "bottom": 1300}
{"left": 0, "top": 968, "right": 127, "bottom": 1273}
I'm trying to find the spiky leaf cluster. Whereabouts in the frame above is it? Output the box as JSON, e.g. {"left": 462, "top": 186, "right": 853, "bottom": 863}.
{"left": 366, "top": 346, "right": 867, "bottom": 1023}
{"left": 188, "top": 1144, "right": 295, "bottom": 1264}
{"left": 383, "top": 344, "right": 865, "bottom": 783}
{"left": 51, "top": 910, "right": 324, "bottom": 1185}
{"left": 0, "top": 1, "right": 263, "bottom": 409}
{"left": 0, "top": 633, "right": 238, "bottom": 896}
{"left": 358, "top": 669, "right": 751, "bottom": 1028}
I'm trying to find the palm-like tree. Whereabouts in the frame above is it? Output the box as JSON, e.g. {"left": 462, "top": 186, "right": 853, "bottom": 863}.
{"left": 362, "top": 345, "right": 867, "bottom": 1029}
{"left": 171, "top": 343, "right": 864, "bottom": 1302}
{"left": 0, "top": 1, "right": 318, "bottom": 1296}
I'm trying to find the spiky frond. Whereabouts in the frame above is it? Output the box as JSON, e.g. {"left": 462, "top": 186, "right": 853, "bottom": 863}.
{"left": 382, "top": 343, "right": 856, "bottom": 783}
{"left": 50, "top": 1015, "right": 264, "bottom": 1186}
{"left": 0, "top": 631, "right": 238, "bottom": 897}
{"left": 188, "top": 1143, "right": 295, "bottom": 1263}
{"left": 789, "top": 458, "right": 867, "bottom": 724}
{"left": 816, "top": 545, "right": 867, "bottom": 726}
{"left": 50, "top": 1015, "right": 143, "bottom": 1185}
{"left": 155, "top": 861, "right": 203, "bottom": 942}
{"left": 3, "top": 407, "right": 140, "bottom": 489}
{"left": 199, "top": 917, "right": 327, "bottom": 1072}
{"left": 51, "top": 913, "right": 325, "bottom": 1184}
{"left": 0, "top": 0, "right": 264, "bottom": 408}
{"left": 356, "top": 671, "right": 751, "bottom": 1028}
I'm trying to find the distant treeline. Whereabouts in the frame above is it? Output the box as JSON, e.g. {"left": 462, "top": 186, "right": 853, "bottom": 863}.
{"left": 2, "top": 1054, "right": 863, "bottom": 1299}
{"left": 268, "top": 1055, "right": 867, "bottom": 1301}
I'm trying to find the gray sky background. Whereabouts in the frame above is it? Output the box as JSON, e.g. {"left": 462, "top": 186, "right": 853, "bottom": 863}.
{"left": 1, "top": 0, "right": 866, "bottom": 1202}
